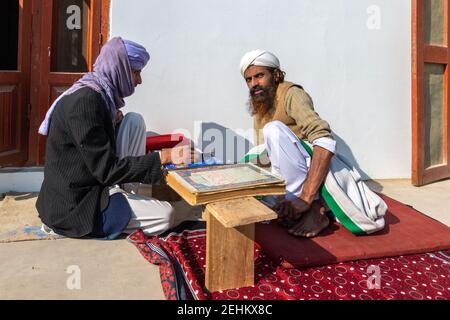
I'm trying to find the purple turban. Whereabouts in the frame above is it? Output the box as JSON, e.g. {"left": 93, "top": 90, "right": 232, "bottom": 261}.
{"left": 39, "top": 37, "right": 144, "bottom": 135}
{"left": 123, "top": 39, "right": 150, "bottom": 71}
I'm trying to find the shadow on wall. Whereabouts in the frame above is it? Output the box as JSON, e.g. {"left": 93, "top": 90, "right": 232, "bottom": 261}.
{"left": 333, "top": 131, "right": 383, "bottom": 192}
{"left": 146, "top": 123, "right": 253, "bottom": 164}
{"left": 146, "top": 131, "right": 160, "bottom": 137}
{"left": 145, "top": 125, "right": 383, "bottom": 192}
{"left": 196, "top": 122, "right": 253, "bottom": 164}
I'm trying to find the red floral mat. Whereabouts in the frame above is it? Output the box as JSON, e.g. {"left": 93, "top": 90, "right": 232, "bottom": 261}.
{"left": 128, "top": 225, "right": 450, "bottom": 300}
{"left": 256, "top": 195, "right": 450, "bottom": 268}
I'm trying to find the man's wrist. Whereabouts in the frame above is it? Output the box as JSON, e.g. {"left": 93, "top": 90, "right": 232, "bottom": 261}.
{"left": 159, "top": 149, "right": 171, "bottom": 165}
{"left": 299, "top": 193, "right": 315, "bottom": 206}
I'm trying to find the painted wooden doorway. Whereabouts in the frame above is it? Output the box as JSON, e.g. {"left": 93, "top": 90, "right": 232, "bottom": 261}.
{"left": 28, "top": 0, "right": 110, "bottom": 165}
{"left": 412, "top": 0, "right": 450, "bottom": 186}
{"left": 0, "top": 0, "right": 110, "bottom": 167}
{"left": 0, "top": 0, "right": 32, "bottom": 166}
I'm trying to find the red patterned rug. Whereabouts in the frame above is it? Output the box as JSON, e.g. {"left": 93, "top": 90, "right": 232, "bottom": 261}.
{"left": 128, "top": 224, "right": 450, "bottom": 300}
{"left": 256, "top": 195, "right": 450, "bottom": 268}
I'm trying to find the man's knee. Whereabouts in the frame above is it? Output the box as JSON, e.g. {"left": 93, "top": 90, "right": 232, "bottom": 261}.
{"left": 263, "top": 121, "right": 289, "bottom": 142}
{"left": 160, "top": 204, "right": 176, "bottom": 230}
{"left": 123, "top": 112, "right": 146, "bottom": 132}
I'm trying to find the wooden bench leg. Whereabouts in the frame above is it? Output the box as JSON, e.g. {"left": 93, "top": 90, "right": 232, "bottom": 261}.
{"left": 203, "top": 209, "right": 255, "bottom": 292}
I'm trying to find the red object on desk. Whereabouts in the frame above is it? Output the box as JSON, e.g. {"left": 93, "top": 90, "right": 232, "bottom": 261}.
{"left": 146, "top": 134, "right": 187, "bottom": 152}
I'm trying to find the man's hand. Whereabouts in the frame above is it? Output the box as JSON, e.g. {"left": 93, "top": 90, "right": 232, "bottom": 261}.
{"left": 115, "top": 110, "right": 124, "bottom": 125}
{"left": 160, "top": 147, "right": 200, "bottom": 165}
{"left": 274, "top": 197, "right": 312, "bottom": 227}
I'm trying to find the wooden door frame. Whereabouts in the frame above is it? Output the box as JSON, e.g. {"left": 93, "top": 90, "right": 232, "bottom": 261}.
{"left": 27, "top": 0, "right": 110, "bottom": 166}
{"left": 412, "top": 0, "right": 450, "bottom": 186}
{"left": 0, "top": 0, "right": 32, "bottom": 166}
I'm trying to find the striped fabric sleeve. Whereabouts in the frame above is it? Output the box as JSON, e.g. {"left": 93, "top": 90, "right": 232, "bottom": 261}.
{"left": 67, "top": 94, "right": 162, "bottom": 186}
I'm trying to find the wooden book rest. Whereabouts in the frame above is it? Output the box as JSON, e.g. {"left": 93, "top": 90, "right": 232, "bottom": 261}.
{"left": 202, "top": 197, "right": 278, "bottom": 292}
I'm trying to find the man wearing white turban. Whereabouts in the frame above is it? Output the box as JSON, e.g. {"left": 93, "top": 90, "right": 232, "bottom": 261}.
{"left": 240, "top": 50, "right": 387, "bottom": 238}
{"left": 240, "top": 50, "right": 281, "bottom": 77}
{"left": 240, "top": 50, "right": 334, "bottom": 238}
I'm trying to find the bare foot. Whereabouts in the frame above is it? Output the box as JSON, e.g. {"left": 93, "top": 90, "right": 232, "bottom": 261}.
{"left": 288, "top": 206, "right": 330, "bottom": 238}
{"left": 275, "top": 197, "right": 312, "bottom": 228}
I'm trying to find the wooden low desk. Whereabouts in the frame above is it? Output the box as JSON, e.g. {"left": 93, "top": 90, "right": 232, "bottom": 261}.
{"left": 202, "top": 197, "right": 278, "bottom": 292}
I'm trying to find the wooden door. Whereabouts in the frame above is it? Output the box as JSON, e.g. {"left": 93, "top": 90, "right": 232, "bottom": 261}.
{"left": 28, "top": 0, "right": 109, "bottom": 165}
{"left": 0, "top": 0, "right": 32, "bottom": 166}
{"left": 412, "top": 0, "right": 450, "bottom": 186}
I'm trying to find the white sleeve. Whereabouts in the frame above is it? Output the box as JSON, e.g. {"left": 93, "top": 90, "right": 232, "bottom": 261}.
{"left": 312, "top": 137, "right": 336, "bottom": 154}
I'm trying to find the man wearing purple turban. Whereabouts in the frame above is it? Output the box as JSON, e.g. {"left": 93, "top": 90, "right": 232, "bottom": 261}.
{"left": 36, "top": 37, "right": 197, "bottom": 239}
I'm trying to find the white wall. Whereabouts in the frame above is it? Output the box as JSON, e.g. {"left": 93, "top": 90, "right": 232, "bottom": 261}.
{"left": 111, "top": 0, "right": 412, "bottom": 179}
{"left": 0, "top": 169, "right": 44, "bottom": 193}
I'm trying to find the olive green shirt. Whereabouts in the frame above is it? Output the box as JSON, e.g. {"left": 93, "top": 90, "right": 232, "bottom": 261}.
{"left": 284, "top": 86, "right": 334, "bottom": 143}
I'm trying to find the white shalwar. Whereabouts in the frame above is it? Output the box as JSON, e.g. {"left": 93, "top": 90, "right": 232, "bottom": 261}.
{"left": 115, "top": 112, "right": 201, "bottom": 236}
{"left": 255, "top": 121, "right": 387, "bottom": 235}
{"left": 263, "top": 121, "right": 336, "bottom": 198}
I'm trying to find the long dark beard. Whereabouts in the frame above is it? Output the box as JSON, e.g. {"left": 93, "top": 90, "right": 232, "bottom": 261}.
{"left": 247, "top": 84, "right": 277, "bottom": 118}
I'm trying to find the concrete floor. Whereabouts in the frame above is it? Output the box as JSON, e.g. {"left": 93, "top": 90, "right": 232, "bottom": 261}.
{"left": 0, "top": 191, "right": 166, "bottom": 300}
{"left": 0, "top": 179, "right": 449, "bottom": 300}
{"left": 0, "top": 238, "right": 164, "bottom": 300}
{"left": 366, "top": 179, "right": 450, "bottom": 226}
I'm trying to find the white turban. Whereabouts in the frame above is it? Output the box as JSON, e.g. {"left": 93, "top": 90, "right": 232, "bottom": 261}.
{"left": 240, "top": 50, "right": 280, "bottom": 77}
